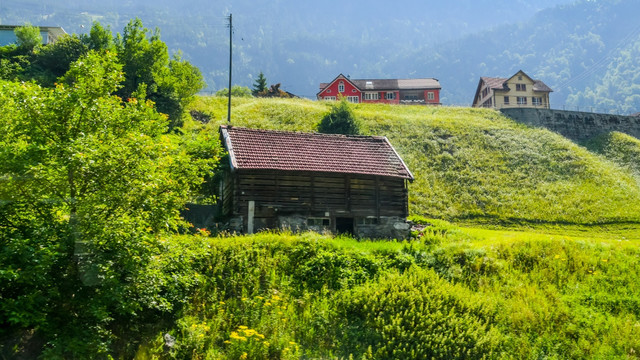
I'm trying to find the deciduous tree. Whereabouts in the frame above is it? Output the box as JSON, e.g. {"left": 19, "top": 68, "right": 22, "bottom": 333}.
{"left": 0, "top": 51, "right": 220, "bottom": 356}
{"left": 14, "top": 22, "right": 41, "bottom": 51}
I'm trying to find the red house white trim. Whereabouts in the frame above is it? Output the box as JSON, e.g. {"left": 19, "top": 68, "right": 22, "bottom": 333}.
{"left": 317, "top": 74, "right": 441, "bottom": 105}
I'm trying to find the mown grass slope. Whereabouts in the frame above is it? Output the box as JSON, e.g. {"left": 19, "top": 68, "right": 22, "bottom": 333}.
{"left": 189, "top": 96, "right": 640, "bottom": 225}
{"left": 587, "top": 131, "right": 640, "bottom": 179}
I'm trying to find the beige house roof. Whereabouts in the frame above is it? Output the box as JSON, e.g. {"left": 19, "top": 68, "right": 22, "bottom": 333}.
{"left": 480, "top": 76, "right": 553, "bottom": 93}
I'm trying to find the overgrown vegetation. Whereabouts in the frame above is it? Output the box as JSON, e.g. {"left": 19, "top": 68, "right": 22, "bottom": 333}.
{"left": 0, "top": 51, "right": 221, "bottom": 358}
{"left": 123, "top": 223, "right": 640, "bottom": 359}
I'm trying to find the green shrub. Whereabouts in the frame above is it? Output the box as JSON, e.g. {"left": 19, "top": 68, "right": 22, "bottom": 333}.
{"left": 332, "top": 267, "right": 503, "bottom": 359}
{"left": 317, "top": 98, "right": 361, "bottom": 135}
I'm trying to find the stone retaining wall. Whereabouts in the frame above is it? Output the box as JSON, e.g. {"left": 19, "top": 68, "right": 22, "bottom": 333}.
{"left": 500, "top": 108, "right": 640, "bottom": 142}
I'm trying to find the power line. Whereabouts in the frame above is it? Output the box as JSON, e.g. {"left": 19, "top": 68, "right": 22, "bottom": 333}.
{"left": 554, "top": 23, "right": 640, "bottom": 92}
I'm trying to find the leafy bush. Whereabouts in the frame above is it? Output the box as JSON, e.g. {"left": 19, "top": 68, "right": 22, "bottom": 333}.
{"left": 333, "top": 267, "right": 503, "bottom": 359}
{"left": 317, "top": 98, "right": 361, "bottom": 135}
{"left": 215, "top": 85, "right": 253, "bottom": 98}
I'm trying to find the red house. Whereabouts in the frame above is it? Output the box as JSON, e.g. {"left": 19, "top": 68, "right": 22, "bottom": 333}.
{"left": 317, "top": 74, "right": 441, "bottom": 105}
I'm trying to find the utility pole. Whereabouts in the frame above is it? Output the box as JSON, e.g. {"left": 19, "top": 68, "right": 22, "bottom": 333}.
{"left": 227, "top": 13, "right": 233, "bottom": 123}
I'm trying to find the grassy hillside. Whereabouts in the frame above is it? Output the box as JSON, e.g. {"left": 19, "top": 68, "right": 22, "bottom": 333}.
{"left": 587, "top": 131, "right": 640, "bottom": 179}
{"left": 131, "top": 223, "right": 640, "bottom": 359}
{"left": 189, "top": 96, "right": 640, "bottom": 225}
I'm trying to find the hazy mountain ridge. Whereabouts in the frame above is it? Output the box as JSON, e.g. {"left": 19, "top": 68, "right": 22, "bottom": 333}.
{"left": 3, "top": 0, "right": 640, "bottom": 112}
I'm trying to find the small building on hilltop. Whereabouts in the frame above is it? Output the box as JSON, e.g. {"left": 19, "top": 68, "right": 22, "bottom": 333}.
{"left": 317, "top": 74, "right": 441, "bottom": 105}
{"left": 472, "top": 70, "right": 553, "bottom": 109}
{"left": 219, "top": 125, "right": 414, "bottom": 238}
{"left": 0, "top": 25, "right": 66, "bottom": 46}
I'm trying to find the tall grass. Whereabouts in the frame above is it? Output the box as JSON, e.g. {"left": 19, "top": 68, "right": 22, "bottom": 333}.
{"left": 135, "top": 225, "right": 640, "bottom": 359}
{"left": 188, "top": 96, "right": 640, "bottom": 225}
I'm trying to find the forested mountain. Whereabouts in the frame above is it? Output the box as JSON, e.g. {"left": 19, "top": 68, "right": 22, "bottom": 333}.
{"left": 2, "top": 0, "right": 640, "bottom": 113}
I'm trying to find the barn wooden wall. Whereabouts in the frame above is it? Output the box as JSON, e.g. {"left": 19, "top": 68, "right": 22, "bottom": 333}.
{"left": 222, "top": 169, "right": 408, "bottom": 223}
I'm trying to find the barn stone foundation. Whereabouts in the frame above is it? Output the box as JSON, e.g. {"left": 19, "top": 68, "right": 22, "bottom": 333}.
{"left": 225, "top": 215, "right": 412, "bottom": 239}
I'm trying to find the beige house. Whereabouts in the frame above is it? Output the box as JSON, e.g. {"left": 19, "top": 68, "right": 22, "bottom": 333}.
{"left": 472, "top": 70, "right": 552, "bottom": 109}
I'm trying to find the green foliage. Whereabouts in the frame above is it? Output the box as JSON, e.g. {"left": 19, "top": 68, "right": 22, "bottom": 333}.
{"left": 13, "top": 23, "right": 41, "bottom": 51}
{"left": 317, "top": 98, "right": 361, "bottom": 135}
{"left": 334, "top": 267, "right": 502, "bottom": 359}
{"left": 129, "top": 226, "right": 640, "bottom": 359}
{"left": 154, "top": 53, "right": 206, "bottom": 129}
{"left": 85, "top": 21, "right": 114, "bottom": 51}
{"left": 0, "top": 19, "right": 203, "bottom": 129}
{"left": 0, "top": 51, "right": 220, "bottom": 357}
{"left": 29, "top": 34, "right": 89, "bottom": 86}
{"left": 252, "top": 71, "right": 267, "bottom": 96}
{"left": 115, "top": 18, "right": 168, "bottom": 99}
{"left": 113, "top": 19, "right": 205, "bottom": 128}
{"left": 216, "top": 85, "right": 253, "bottom": 98}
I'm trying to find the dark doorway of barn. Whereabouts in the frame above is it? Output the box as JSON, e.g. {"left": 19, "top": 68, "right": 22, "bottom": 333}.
{"left": 335, "top": 217, "right": 354, "bottom": 235}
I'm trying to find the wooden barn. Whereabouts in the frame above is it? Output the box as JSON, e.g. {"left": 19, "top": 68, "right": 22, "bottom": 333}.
{"left": 218, "top": 125, "right": 414, "bottom": 238}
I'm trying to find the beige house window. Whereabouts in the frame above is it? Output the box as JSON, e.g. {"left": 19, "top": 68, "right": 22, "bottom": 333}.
{"left": 532, "top": 97, "right": 542, "bottom": 106}
{"left": 517, "top": 96, "right": 527, "bottom": 105}
{"left": 504, "top": 96, "right": 510, "bottom": 104}
{"left": 516, "top": 84, "right": 527, "bottom": 91}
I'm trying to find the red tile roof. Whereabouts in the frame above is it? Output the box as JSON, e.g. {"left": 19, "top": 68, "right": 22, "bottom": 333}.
{"left": 220, "top": 126, "right": 413, "bottom": 180}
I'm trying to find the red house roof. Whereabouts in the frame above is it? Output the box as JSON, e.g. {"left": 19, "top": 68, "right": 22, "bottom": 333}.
{"left": 220, "top": 125, "right": 414, "bottom": 180}
{"left": 317, "top": 74, "right": 441, "bottom": 96}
